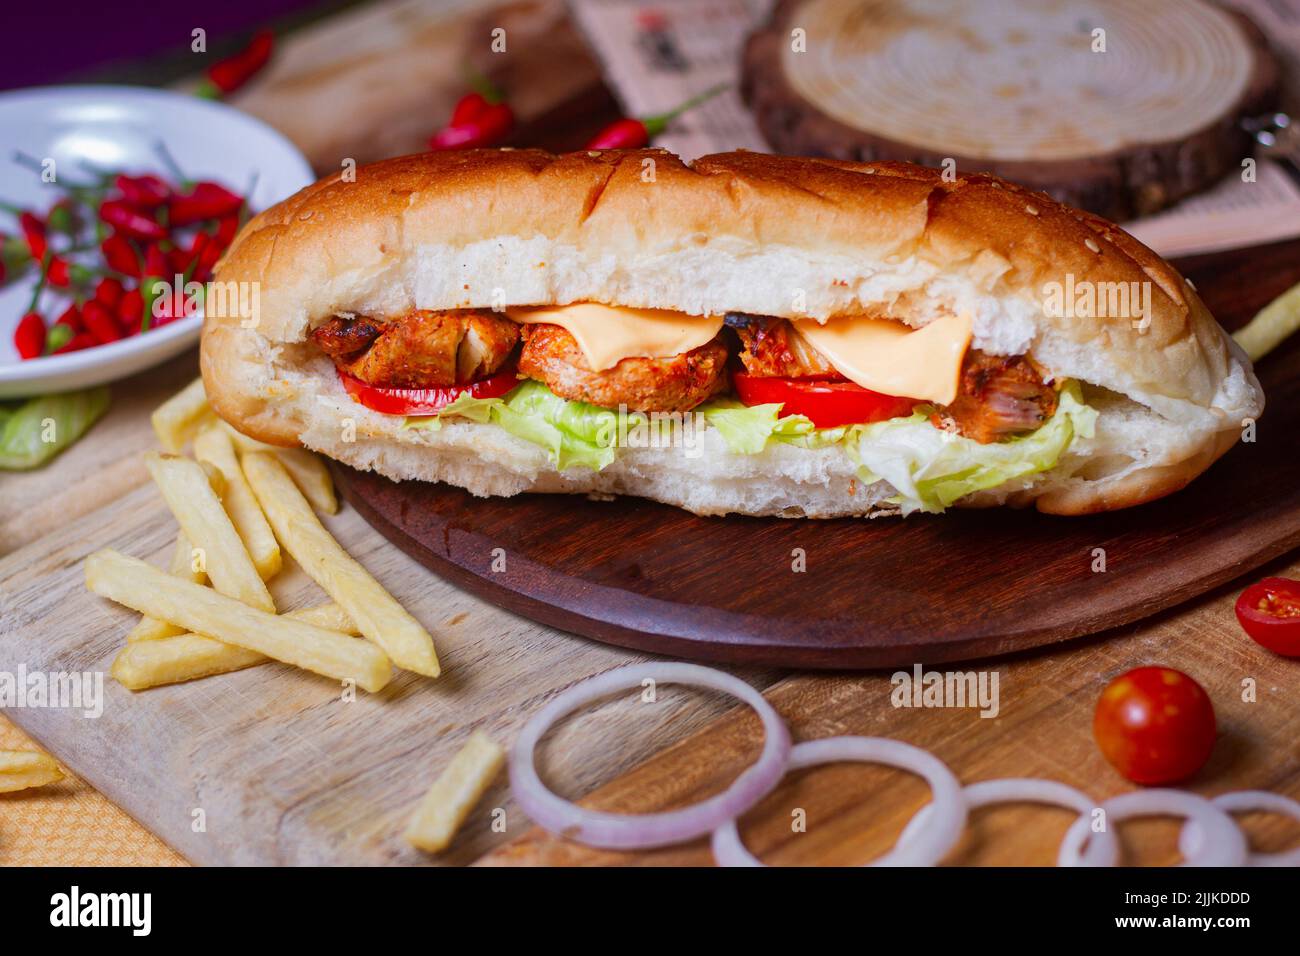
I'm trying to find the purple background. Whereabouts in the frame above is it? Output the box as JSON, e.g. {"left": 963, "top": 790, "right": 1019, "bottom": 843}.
{"left": 2, "top": 1, "right": 339, "bottom": 91}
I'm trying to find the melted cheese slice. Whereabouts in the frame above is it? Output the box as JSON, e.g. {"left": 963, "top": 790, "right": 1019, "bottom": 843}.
{"left": 507, "top": 304, "right": 723, "bottom": 371}
{"left": 793, "top": 313, "right": 973, "bottom": 405}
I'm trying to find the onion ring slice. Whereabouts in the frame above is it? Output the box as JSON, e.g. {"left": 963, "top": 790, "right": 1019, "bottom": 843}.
{"left": 1179, "top": 791, "right": 1300, "bottom": 867}
{"left": 711, "top": 736, "right": 966, "bottom": 866}
{"left": 509, "top": 663, "right": 791, "bottom": 850}
{"left": 898, "top": 777, "right": 1120, "bottom": 866}
{"left": 1059, "top": 789, "right": 1248, "bottom": 867}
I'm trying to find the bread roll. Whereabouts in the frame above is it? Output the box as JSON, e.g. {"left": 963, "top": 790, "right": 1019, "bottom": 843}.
{"left": 201, "top": 149, "right": 1262, "bottom": 517}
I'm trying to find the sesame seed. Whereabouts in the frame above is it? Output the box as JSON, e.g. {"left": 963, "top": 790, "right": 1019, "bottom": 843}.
{"left": 1085, "top": 238, "right": 1100, "bottom": 253}
{"left": 1186, "top": 277, "right": 1197, "bottom": 291}
{"left": 1025, "top": 204, "right": 1039, "bottom": 216}
{"left": 587, "top": 151, "right": 601, "bottom": 158}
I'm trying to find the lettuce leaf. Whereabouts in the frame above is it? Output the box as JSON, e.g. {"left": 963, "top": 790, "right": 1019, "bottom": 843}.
{"left": 843, "top": 381, "right": 1097, "bottom": 514}
{"left": 403, "top": 380, "right": 638, "bottom": 471}
{"left": 698, "top": 399, "right": 846, "bottom": 454}
{"left": 400, "top": 391, "right": 502, "bottom": 432}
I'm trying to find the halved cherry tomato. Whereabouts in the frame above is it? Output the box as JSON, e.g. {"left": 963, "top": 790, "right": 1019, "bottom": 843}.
{"left": 338, "top": 366, "right": 519, "bottom": 416}
{"left": 1093, "top": 666, "right": 1216, "bottom": 785}
{"left": 1235, "top": 577, "right": 1300, "bottom": 657}
{"left": 732, "top": 372, "right": 917, "bottom": 428}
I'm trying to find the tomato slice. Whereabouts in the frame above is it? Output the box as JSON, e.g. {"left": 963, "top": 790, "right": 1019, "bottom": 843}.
{"left": 338, "top": 366, "right": 519, "bottom": 416}
{"left": 732, "top": 372, "right": 918, "bottom": 428}
{"left": 1092, "top": 666, "right": 1216, "bottom": 785}
{"left": 1235, "top": 577, "right": 1300, "bottom": 657}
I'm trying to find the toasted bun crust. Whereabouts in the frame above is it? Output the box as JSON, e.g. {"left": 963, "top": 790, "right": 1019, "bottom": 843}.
{"left": 202, "top": 149, "right": 1263, "bottom": 516}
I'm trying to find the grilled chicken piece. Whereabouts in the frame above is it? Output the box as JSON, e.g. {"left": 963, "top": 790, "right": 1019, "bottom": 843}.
{"left": 728, "top": 314, "right": 1056, "bottom": 443}
{"left": 518, "top": 323, "right": 729, "bottom": 412}
{"left": 932, "top": 353, "right": 1058, "bottom": 443}
{"left": 312, "top": 315, "right": 383, "bottom": 359}
{"left": 311, "top": 309, "right": 519, "bottom": 388}
{"left": 729, "top": 314, "right": 839, "bottom": 378}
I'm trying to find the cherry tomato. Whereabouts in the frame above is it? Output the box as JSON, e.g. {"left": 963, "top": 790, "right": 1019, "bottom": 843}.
{"left": 339, "top": 366, "right": 519, "bottom": 416}
{"left": 1093, "top": 667, "right": 1216, "bottom": 785}
{"left": 732, "top": 372, "right": 917, "bottom": 428}
{"left": 1235, "top": 577, "right": 1300, "bottom": 657}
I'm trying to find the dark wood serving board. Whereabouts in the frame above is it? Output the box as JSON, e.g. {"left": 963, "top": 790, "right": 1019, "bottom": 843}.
{"left": 335, "top": 238, "right": 1300, "bottom": 669}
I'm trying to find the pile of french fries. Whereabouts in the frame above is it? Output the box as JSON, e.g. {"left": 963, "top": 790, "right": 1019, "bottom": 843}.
{"left": 78, "top": 378, "right": 505, "bottom": 853}
{"left": 86, "top": 377, "right": 439, "bottom": 693}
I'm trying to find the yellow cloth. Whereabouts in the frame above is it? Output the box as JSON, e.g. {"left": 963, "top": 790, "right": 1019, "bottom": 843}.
{"left": 0, "top": 715, "right": 186, "bottom": 866}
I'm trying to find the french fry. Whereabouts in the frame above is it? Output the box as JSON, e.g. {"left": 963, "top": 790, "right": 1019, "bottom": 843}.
{"left": 126, "top": 532, "right": 205, "bottom": 642}
{"left": 86, "top": 549, "right": 391, "bottom": 692}
{"left": 145, "top": 452, "right": 274, "bottom": 613}
{"left": 1233, "top": 280, "right": 1300, "bottom": 362}
{"left": 242, "top": 452, "right": 440, "bottom": 677}
{"left": 405, "top": 731, "right": 505, "bottom": 852}
{"left": 219, "top": 420, "right": 339, "bottom": 514}
{"left": 272, "top": 447, "right": 339, "bottom": 515}
{"left": 151, "top": 377, "right": 212, "bottom": 452}
{"left": 0, "top": 750, "right": 65, "bottom": 793}
{"left": 112, "top": 603, "right": 360, "bottom": 690}
{"left": 194, "top": 426, "right": 281, "bottom": 579}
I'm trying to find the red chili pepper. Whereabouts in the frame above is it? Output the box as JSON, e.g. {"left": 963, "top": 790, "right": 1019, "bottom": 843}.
{"left": 19, "top": 212, "right": 46, "bottom": 260}
{"left": 214, "top": 214, "right": 240, "bottom": 248}
{"left": 168, "top": 246, "right": 192, "bottom": 275}
{"left": 144, "top": 243, "right": 170, "bottom": 279}
{"left": 428, "top": 102, "right": 514, "bottom": 150}
{"left": 53, "top": 331, "right": 98, "bottom": 355}
{"left": 82, "top": 300, "right": 123, "bottom": 344}
{"left": 94, "top": 276, "right": 124, "bottom": 308}
{"left": 586, "top": 117, "right": 652, "bottom": 151}
{"left": 114, "top": 173, "right": 171, "bottom": 208}
{"left": 47, "top": 257, "right": 70, "bottom": 288}
{"left": 117, "top": 289, "right": 144, "bottom": 331}
{"left": 100, "top": 199, "right": 167, "bottom": 241}
{"left": 53, "top": 303, "right": 84, "bottom": 334}
{"left": 584, "top": 83, "right": 727, "bottom": 150}
{"left": 14, "top": 311, "right": 45, "bottom": 359}
{"left": 201, "top": 30, "right": 274, "bottom": 97}
{"left": 101, "top": 235, "right": 141, "bottom": 277}
{"left": 452, "top": 92, "right": 488, "bottom": 125}
{"left": 167, "top": 181, "right": 243, "bottom": 226}
{"left": 187, "top": 232, "right": 222, "bottom": 282}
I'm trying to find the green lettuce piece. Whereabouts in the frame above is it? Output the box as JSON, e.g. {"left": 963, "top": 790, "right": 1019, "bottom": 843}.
{"left": 698, "top": 399, "right": 846, "bottom": 454}
{"left": 402, "top": 380, "right": 640, "bottom": 472}
{"left": 844, "top": 381, "right": 1097, "bottom": 514}
{"left": 400, "top": 391, "right": 503, "bottom": 432}
{"left": 492, "top": 380, "right": 642, "bottom": 471}
{"left": 0, "top": 387, "right": 111, "bottom": 471}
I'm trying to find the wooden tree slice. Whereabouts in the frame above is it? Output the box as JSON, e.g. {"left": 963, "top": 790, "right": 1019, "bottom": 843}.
{"left": 742, "top": 0, "right": 1279, "bottom": 221}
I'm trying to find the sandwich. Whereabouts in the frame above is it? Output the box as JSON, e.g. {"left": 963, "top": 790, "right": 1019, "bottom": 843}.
{"left": 201, "top": 149, "right": 1263, "bottom": 517}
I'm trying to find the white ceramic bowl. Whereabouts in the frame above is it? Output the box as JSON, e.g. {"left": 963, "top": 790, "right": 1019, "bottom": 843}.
{"left": 0, "top": 85, "right": 314, "bottom": 398}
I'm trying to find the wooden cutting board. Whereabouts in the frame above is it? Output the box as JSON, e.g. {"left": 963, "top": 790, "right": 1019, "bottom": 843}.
{"left": 331, "top": 238, "right": 1300, "bottom": 668}
{"left": 0, "top": 474, "right": 781, "bottom": 865}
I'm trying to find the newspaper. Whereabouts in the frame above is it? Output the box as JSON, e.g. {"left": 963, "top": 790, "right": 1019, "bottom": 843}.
{"left": 569, "top": 0, "right": 1300, "bottom": 258}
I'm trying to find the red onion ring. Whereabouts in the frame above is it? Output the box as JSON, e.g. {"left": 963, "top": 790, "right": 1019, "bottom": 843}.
{"left": 1058, "top": 790, "right": 1248, "bottom": 867}
{"left": 898, "top": 777, "right": 1121, "bottom": 866}
{"left": 509, "top": 662, "right": 791, "bottom": 850}
{"left": 711, "top": 736, "right": 966, "bottom": 866}
{"left": 1179, "top": 791, "right": 1300, "bottom": 867}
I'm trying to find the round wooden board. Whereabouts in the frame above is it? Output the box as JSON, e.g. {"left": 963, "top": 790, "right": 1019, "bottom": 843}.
{"left": 334, "top": 443, "right": 1300, "bottom": 669}
{"left": 332, "top": 239, "right": 1300, "bottom": 670}
{"left": 742, "top": 0, "right": 1278, "bottom": 221}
